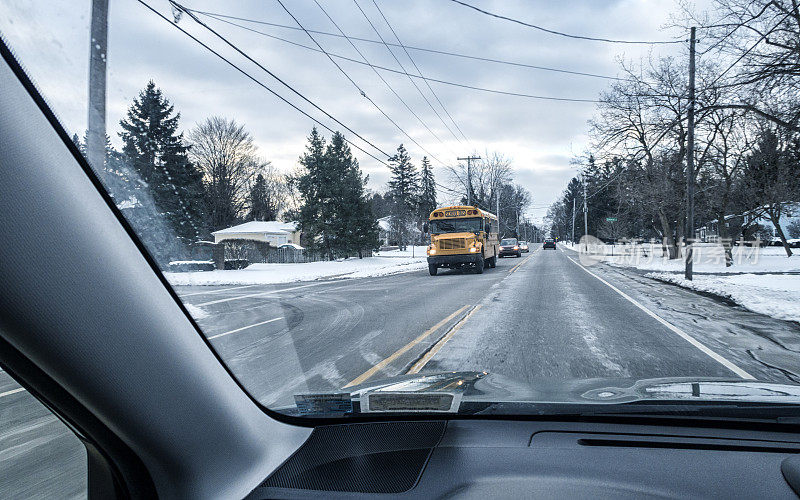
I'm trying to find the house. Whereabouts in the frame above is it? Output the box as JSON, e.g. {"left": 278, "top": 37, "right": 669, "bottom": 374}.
{"left": 377, "top": 216, "right": 422, "bottom": 246}
{"left": 212, "top": 221, "right": 300, "bottom": 247}
{"left": 698, "top": 202, "right": 800, "bottom": 242}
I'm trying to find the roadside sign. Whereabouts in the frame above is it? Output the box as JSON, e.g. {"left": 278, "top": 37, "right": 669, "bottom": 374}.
{"left": 606, "top": 217, "right": 618, "bottom": 222}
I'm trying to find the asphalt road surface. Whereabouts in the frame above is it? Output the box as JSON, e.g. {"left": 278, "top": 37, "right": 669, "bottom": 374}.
{"left": 4, "top": 245, "right": 800, "bottom": 497}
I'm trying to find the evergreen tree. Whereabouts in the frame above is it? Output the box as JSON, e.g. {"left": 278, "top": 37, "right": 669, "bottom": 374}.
{"left": 387, "top": 144, "right": 419, "bottom": 250}
{"left": 247, "top": 173, "right": 278, "bottom": 221}
{"left": 327, "top": 132, "right": 379, "bottom": 258}
{"left": 296, "top": 127, "right": 331, "bottom": 256}
{"left": 296, "top": 128, "right": 378, "bottom": 258}
{"left": 418, "top": 156, "right": 437, "bottom": 222}
{"left": 118, "top": 81, "right": 207, "bottom": 264}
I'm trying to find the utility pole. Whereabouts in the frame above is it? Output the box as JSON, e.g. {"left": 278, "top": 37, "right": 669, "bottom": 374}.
{"left": 582, "top": 170, "right": 588, "bottom": 250}
{"left": 685, "top": 26, "right": 697, "bottom": 281}
{"left": 571, "top": 197, "right": 576, "bottom": 243}
{"left": 87, "top": 0, "right": 109, "bottom": 172}
{"left": 458, "top": 155, "right": 480, "bottom": 206}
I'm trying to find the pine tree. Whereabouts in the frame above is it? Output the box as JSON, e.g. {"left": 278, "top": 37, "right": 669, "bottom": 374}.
{"left": 296, "top": 128, "right": 378, "bottom": 258}
{"left": 418, "top": 156, "right": 437, "bottom": 222}
{"left": 119, "top": 81, "right": 207, "bottom": 264}
{"left": 247, "top": 173, "right": 278, "bottom": 221}
{"left": 387, "top": 144, "right": 419, "bottom": 250}
{"left": 296, "top": 128, "right": 332, "bottom": 256}
{"left": 327, "top": 132, "right": 379, "bottom": 258}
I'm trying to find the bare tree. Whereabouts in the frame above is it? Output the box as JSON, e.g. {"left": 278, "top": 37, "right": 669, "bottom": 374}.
{"left": 188, "top": 117, "right": 259, "bottom": 229}
{"left": 445, "top": 151, "right": 512, "bottom": 212}
{"left": 680, "top": 0, "right": 800, "bottom": 131}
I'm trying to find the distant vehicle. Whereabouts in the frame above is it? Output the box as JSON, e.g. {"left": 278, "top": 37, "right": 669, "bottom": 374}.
{"left": 543, "top": 238, "right": 556, "bottom": 249}
{"left": 519, "top": 241, "right": 529, "bottom": 252}
{"left": 425, "top": 205, "right": 499, "bottom": 275}
{"left": 278, "top": 243, "right": 304, "bottom": 250}
{"left": 499, "top": 238, "right": 521, "bottom": 258}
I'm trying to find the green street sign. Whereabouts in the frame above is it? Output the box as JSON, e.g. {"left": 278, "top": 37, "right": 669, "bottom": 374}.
{"left": 606, "top": 217, "right": 618, "bottom": 222}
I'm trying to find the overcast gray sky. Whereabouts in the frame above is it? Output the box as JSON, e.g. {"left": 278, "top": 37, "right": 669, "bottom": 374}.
{"left": 1, "top": 0, "right": 701, "bottom": 222}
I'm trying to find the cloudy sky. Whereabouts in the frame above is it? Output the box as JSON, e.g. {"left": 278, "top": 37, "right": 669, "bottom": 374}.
{"left": 1, "top": 0, "right": 702, "bottom": 222}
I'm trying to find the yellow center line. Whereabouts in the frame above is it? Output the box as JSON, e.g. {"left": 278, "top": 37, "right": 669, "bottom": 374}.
{"left": 344, "top": 304, "right": 471, "bottom": 388}
{"left": 508, "top": 250, "right": 536, "bottom": 274}
{"left": 407, "top": 304, "right": 483, "bottom": 374}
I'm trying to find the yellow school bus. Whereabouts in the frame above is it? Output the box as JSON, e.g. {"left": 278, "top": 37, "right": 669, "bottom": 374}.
{"left": 424, "top": 206, "right": 499, "bottom": 276}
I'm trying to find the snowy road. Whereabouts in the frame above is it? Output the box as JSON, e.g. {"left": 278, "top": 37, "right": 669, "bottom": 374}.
{"left": 4, "top": 246, "right": 800, "bottom": 497}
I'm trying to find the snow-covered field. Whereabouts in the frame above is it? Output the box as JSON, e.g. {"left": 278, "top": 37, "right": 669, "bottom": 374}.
{"left": 164, "top": 256, "right": 427, "bottom": 286}
{"left": 585, "top": 244, "right": 800, "bottom": 274}
{"left": 648, "top": 272, "right": 800, "bottom": 323}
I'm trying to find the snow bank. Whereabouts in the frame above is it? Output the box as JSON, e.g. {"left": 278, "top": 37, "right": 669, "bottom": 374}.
{"left": 647, "top": 272, "right": 800, "bottom": 323}
{"left": 164, "top": 256, "right": 427, "bottom": 286}
{"left": 373, "top": 245, "right": 428, "bottom": 258}
{"left": 593, "top": 244, "right": 800, "bottom": 274}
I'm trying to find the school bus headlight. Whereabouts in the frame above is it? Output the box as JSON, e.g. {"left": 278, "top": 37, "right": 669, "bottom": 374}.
{"left": 428, "top": 247, "right": 436, "bottom": 255}
{"left": 469, "top": 247, "right": 478, "bottom": 253}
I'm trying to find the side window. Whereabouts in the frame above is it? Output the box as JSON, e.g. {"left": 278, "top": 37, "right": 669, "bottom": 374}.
{"left": 0, "top": 377, "right": 87, "bottom": 497}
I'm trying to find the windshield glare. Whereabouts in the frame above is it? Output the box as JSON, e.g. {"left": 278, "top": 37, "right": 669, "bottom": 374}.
{"left": 4, "top": 0, "right": 800, "bottom": 429}
{"left": 431, "top": 217, "right": 482, "bottom": 234}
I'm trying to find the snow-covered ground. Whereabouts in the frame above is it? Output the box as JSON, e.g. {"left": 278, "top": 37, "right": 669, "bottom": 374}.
{"left": 648, "top": 272, "right": 800, "bottom": 323}
{"left": 584, "top": 243, "right": 800, "bottom": 274}
{"left": 373, "top": 245, "right": 428, "bottom": 257}
{"left": 164, "top": 256, "right": 427, "bottom": 286}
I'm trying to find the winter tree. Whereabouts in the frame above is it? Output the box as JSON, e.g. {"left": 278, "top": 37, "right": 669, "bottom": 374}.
{"left": 418, "top": 156, "right": 437, "bottom": 223}
{"left": 188, "top": 116, "right": 259, "bottom": 230}
{"left": 118, "top": 81, "right": 207, "bottom": 264}
{"left": 387, "top": 144, "right": 419, "bottom": 250}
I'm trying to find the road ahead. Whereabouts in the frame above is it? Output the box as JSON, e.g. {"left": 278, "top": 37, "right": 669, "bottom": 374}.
{"left": 4, "top": 245, "right": 800, "bottom": 497}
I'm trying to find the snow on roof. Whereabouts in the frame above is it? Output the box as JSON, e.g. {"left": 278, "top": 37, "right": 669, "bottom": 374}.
{"left": 212, "top": 220, "right": 298, "bottom": 235}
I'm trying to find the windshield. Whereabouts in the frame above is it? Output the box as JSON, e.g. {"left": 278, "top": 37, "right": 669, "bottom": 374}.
{"left": 431, "top": 217, "right": 482, "bottom": 234}
{"left": 4, "top": 0, "right": 800, "bottom": 441}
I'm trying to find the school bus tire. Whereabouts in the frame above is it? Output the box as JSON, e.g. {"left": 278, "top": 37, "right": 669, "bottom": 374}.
{"left": 475, "top": 257, "right": 484, "bottom": 274}
{"left": 428, "top": 264, "right": 438, "bottom": 276}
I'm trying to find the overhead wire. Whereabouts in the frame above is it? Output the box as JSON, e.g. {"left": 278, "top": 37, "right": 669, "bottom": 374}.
{"left": 193, "top": 13, "right": 603, "bottom": 103}
{"left": 186, "top": 9, "right": 629, "bottom": 81}
{"left": 371, "top": 0, "right": 469, "bottom": 143}
{"left": 448, "top": 0, "right": 688, "bottom": 45}
{"left": 165, "top": 0, "right": 391, "bottom": 160}
{"left": 354, "top": 0, "right": 463, "bottom": 144}
{"left": 139, "top": 0, "right": 391, "bottom": 167}
{"left": 274, "top": 0, "right": 448, "bottom": 167}
{"left": 310, "top": 0, "right": 454, "bottom": 154}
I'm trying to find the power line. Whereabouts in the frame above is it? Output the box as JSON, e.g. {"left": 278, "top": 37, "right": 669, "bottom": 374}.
{"left": 139, "top": 0, "right": 390, "bottom": 167}
{"left": 187, "top": 9, "right": 628, "bottom": 81}
{"left": 357, "top": 0, "right": 464, "bottom": 144}
{"left": 371, "top": 0, "right": 469, "bottom": 143}
{"left": 166, "top": 1, "right": 391, "bottom": 160}
{"left": 448, "top": 0, "right": 688, "bottom": 45}
{"left": 311, "top": 0, "right": 452, "bottom": 152}
{"left": 196, "top": 14, "right": 602, "bottom": 104}
{"left": 274, "top": 0, "right": 448, "bottom": 167}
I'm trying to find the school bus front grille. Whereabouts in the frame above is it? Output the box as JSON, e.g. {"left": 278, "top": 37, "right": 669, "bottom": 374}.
{"left": 439, "top": 238, "right": 466, "bottom": 250}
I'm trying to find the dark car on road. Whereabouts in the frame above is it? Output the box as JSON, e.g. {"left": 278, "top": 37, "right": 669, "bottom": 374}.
{"left": 543, "top": 238, "right": 556, "bottom": 249}
{"left": 499, "top": 238, "right": 521, "bottom": 258}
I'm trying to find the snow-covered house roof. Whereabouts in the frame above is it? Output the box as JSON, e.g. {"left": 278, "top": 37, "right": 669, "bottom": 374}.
{"left": 211, "top": 221, "right": 299, "bottom": 244}
{"left": 212, "top": 221, "right": 298, "bottom": 236}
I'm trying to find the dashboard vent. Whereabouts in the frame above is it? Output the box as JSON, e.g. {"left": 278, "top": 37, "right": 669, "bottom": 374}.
{"left": 260, "top": 421, "right": 445, "bottom": 493}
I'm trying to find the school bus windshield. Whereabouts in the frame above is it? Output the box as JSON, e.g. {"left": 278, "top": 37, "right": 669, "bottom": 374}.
{"left": 430, "top": 217, "right": 482, "bottom": 234}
